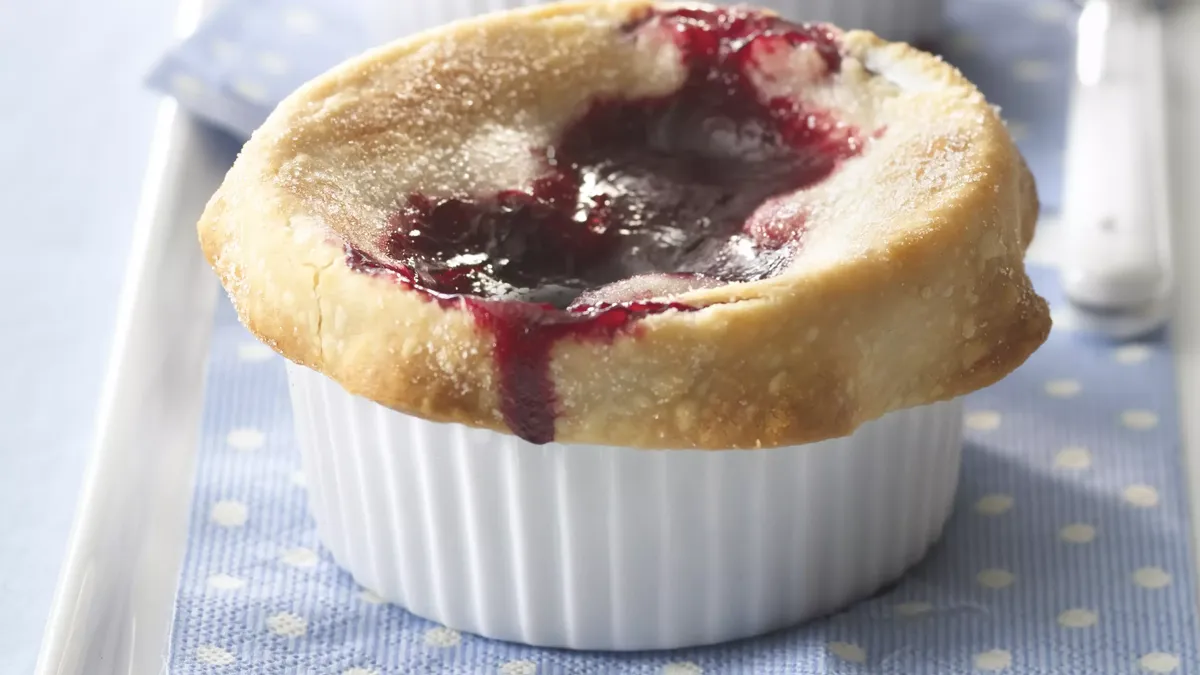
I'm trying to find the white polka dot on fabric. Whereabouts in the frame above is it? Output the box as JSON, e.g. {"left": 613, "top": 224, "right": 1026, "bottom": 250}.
{"left": 977, "top": 568, "right": 1016, "bottom": 589}
{"left": 1050, "top": 307, "right": 1078, "bottom": 332}
{"left": 1055, "top": 446, "right": 1092, "bottom": 470}
{"left": 170, "top": 73, "right": 205, "bottom": 99}
{"left": 1124, "top": 484, "right": 1160, "bottom": 508}
{"left": 974, "top": 649, "right": 1012, "bottom": 671}
{"left": 255, "top": 52, "right": 290, "bottom": 76}
{"left": 1044, "top": 379, "right": 1081, "bottom": 398}
{"left": 1051, "top": 309, "right": 1080, "bottom": 331}
{"left": 226, "top": 428, "right": 264, "bottom": 451}
{"left": 1122, "top": 410, "right": 1160, "bottom": 430}
{"left": 424, "top": 626, "right": 461, "bottom": 647}
{"left": 211, "top": 38, "right": 241, "bottom": 63}
{"left": 343, "top": 669, "right": 380, "bottom": 675}
{"left": 1060, "top": 523, "right": 1097, "bottom": 544}
{"left": 1139, "top": 652, "right": 1181, "bottom": 673}
{"left": 1133, "top": 567, "right": 1172, "bottom": 589}
{"left": 827, "top": 641, "right": 866, "bottom": 663}
{"left": 965, "top": 411, "right": 1002, "bottom": 431}
{"left": 290, "top": 470, "right": 308, "bottom": 488}
{"left": 266, "top": 611, "right": 308, "bottom": 638}
{"left": 210, "top": 500, "right": 248, "bottom": 527}
{"left": 237, "top": 342, "right": 275, "bottom": 362}
{"left": 283, "top": 8, "right": 320, "bottom": 33}
{"left": 500, "top": 660, "right": 538, "bottom": 675}
{"left": 1115, "top": 344, "right": 1153, "bottom": 364}
{"left": 661, "top": 663, "right": 702, "bottom": 675}
{"left": 974, "top": 494, "right": 1014, "bottom": 516}
{"left": 195, "top": 644, "right": 235, "bottom": 665}
{"left": 893, "top": 601, "right": 933, "bottom": 617}
{"left": 1013, "top": 59, "right": 1054, "bottom": 82}
{"left": 233, "top": 79, "right": 271, "bottom": 104}
{"left": 358, "top": 589, "right": 385, "bottom": 605}
{"left": 280, "top": 547, "right": 318, "bottom": 568}
{"left": 207, "top": 573, "right": 246, "bottom": 591}
{"left": 1057, "top": 608, "right": 1098, "bottom": 628}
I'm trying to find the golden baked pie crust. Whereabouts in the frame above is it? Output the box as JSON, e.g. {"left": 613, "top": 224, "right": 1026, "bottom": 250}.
{"left": 198, "top": 0, "right": 1050, "bottom": 449}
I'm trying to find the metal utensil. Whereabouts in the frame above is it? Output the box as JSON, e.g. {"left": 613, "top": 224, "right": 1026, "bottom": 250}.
{"left": 1059, "top": 0, "right": 1173, "bottom": 339}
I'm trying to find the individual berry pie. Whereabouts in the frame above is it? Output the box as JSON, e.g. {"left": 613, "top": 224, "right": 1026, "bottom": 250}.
{"left": 199, "top": 0, "right": 1049, "bottom": 650}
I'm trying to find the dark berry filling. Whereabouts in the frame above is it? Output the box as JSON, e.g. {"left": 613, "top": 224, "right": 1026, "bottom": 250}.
{"left": 347, "top": 7, "right": 867, "bottom": 443}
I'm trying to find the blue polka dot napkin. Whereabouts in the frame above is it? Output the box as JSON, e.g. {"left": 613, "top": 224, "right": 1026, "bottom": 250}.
{"left": 161, "top": 1, "right": 1199, "bottom": 673}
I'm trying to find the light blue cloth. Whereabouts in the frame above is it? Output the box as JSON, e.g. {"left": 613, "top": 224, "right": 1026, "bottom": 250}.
{"left": 147, "top": 0, "right": 366, "bottom": 141}
{"left": 162, "top": 1, "right": 1199, "bottom": 673}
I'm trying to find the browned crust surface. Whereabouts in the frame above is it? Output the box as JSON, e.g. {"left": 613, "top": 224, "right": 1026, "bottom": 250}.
{"left": 198, "top": 0, "right": 1050, "bottom": 449}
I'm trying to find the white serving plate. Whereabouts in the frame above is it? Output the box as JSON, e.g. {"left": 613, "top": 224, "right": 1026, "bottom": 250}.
{"left": 33, "top": 1, "right": 1200, "bottom": 673}
{"left": 33, "top": 1, "right": 223, "bottom": 672}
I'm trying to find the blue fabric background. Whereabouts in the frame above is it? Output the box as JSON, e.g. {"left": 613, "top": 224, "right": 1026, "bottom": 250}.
{"left": 159, "top": 1, "right": 1199, "bottom": 672}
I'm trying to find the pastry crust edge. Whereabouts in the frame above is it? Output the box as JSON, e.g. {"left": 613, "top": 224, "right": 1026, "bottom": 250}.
{"left": 198, "top": 0, "right": 1051, "bottom": 449}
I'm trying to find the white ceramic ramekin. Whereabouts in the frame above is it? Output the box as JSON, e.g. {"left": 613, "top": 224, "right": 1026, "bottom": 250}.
{"left": 358, "top": 0, "right": 945, "bottom": 48}
{"left": 286, "top": 361, "right": 963, "bottom": 651}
